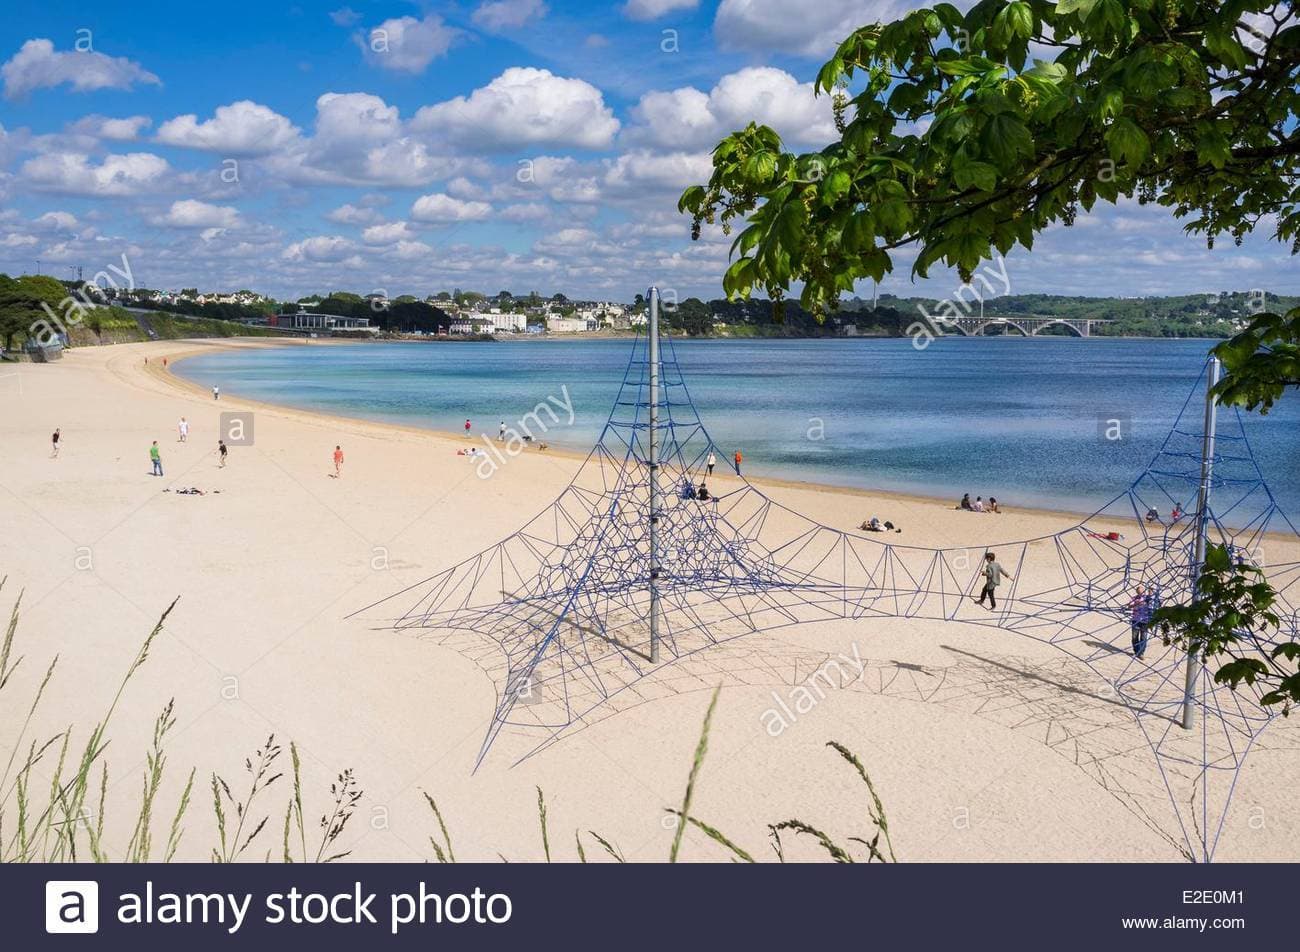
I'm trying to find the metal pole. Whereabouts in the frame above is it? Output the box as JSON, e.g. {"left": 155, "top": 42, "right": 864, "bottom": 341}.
{"left": 1181, "top": 356, "right": 1221, "bottom": 730}
{"left": 647, "top": 287, "right": 661, "bottom": 663}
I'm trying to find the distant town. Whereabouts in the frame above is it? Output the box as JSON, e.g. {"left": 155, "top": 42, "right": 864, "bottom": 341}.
{"left": 5, "top": 268, "right": 1299, "bottom": 357}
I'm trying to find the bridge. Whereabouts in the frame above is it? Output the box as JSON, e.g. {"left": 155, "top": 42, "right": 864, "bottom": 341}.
{"left": 932, "top": 314, "right": 1111, "bottom": 337}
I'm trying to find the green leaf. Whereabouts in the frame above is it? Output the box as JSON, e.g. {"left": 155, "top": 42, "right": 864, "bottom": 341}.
{"left": 1104, "top": 116, "right": 1149, "bottom": 167}
{"left": 981, "top": 113, "right": 1033, "bottom": 166}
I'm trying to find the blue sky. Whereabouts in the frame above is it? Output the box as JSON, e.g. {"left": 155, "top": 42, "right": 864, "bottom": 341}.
{"left": 0, "top": 0, "right": 1296, "bottom": 302}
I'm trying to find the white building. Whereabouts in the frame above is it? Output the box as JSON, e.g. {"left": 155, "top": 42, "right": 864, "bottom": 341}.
{"left": 491, "top": 313, "right": 526, "bottom": 333}
{"left": 547, "top": 317, "right": 598, "bottom": 333}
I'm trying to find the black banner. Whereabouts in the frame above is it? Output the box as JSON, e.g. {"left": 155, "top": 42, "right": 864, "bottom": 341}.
{"left": 6, "top": 863, "right": 1279, "bottom": 948}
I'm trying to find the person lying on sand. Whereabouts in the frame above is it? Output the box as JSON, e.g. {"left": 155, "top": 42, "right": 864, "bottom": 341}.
{"left": 860, "top": 516, "right": 884, "bottom": 532}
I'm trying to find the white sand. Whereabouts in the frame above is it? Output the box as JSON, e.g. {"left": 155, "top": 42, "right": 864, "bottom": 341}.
{"left": 1, "top": 338, "right": 1296, "bottom": 862}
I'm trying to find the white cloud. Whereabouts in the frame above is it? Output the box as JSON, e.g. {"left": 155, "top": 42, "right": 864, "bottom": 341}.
{"left": 329, "top": 7, "right": 361, "bottom": 26}
{"left": 361, "top": 221, "right": 417, "bottom": 244}
{"left": 33, "top": 210, "right": 78, "bottom": 231}
{"left": 156, "top": 101, "right": 300, "bottom": 156}
{"left": 410, "top": 193, "right": 493, "bottom": 223}
{"left": 21, "top": 152, "right": 170, "bottom": 196}
{"left": 282, "top": 235, "right": 358, "bottom": 262}
{"left": 1, "top": 38, "right": 161, "bottom": 100}
{"left": 157, "top": 199, "right": 242, "bottom": 229}
{"left": 262, "top": 93, "right": 482, "bottom": 188}
{"left": 603, "top": 150, "right": 713, "bottom": 193}
{"left": 628, "top": 67, "right": 838, "bottom": 150}
{"left": 412, "top": 67, "right": 619, "bottom": 150}
{"left": 327, "top": 203, "right": 382, "bottom": 225}
{"left": 499, "top": 202, "right": 550, "bottom": 222}
{"left": 359, "top": 15, "right": 459, "bottom": 73}
{"left": 69, "top": 115, "right": 152, "bottom": 141}
{"left": 623, "top": 0, "right": 698, "bottom": 21}
{"left": 714, "top": 0, "right": 914, "bottom": 56}
{"left": 473, "top": 0, "right": 548, "bottom": 31}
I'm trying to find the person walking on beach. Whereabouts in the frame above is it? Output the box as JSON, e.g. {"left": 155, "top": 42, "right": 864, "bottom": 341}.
{"left": 51, "top": 428, "right": 61, "bottom": 458}
{"left": 975, "top": 552, "right": 1012, "bottom": 610}
{"left": 178, "top": 417, "right": 189, "bottom": 442}
{"left": 149, "top": 440, "right": 163, "bottom": 476}
{"left": 1129, "top": 585, "right": 1154, "bottom": 659}
{"left": 706, "top": 450, "right": 716, "bottom": 476}
{"left": 333, "top": 444, "right": 344, "bottom": 477}
{"left": 733, "top": 449, "right": 743, "bottom": 475}
{"left": 212, "top": 385, "right": 220, "bottom": 401}
{"left": 464, "top": 419, "right": 472, "bottom": 437}
{"left": 499, "top": 421, "right": 507, "bottom": 441}
{"left": 218, "top": 439, "right": 228, "bottom": 468}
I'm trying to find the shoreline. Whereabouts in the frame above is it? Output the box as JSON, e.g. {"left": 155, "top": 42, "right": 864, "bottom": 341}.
{"left": 152, "top": 337, "right": 1114, "bottom": 527}
{"left": 5, "top": 334, "right": 1296, "bottom": 862}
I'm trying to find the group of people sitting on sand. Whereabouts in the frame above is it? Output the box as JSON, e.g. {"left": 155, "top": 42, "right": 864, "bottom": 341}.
{"left": 858, "top": 516, "right": 901, "bottom": 534}
{"left": 1145, "top": 503, "right": 1184, "bottom": 525}
{"left": 958, "top": 493, "right": 1000, "bottom": 513}
{"left": 679, "top": 477, "right": 712, "bottom": 501}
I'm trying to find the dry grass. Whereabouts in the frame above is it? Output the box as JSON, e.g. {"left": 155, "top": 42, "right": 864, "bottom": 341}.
{"left": 0, "top": 585, "right": 895, "bottom": 863}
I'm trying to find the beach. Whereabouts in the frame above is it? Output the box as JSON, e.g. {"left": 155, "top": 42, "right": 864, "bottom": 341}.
{"left": 2, "top": 337, "right": 1298, "bottom": 862}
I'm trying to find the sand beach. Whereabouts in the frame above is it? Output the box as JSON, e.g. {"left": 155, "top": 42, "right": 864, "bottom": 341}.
{"left": 2, "top": 338, "right": 1297, "bottom": 862}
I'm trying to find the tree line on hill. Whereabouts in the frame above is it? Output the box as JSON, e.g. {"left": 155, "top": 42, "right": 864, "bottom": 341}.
{"left": 297, "top": 292, "right": 453, "bottom": 334}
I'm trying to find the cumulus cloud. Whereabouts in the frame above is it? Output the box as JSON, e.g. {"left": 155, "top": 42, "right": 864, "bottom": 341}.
{"left": 69, "top": 115, "right": 152, "bottom": 142}
{"left": 714, "top": 0, "right": 915, "bottom": 56}
{"left": 2, "top": 38, "right": 161, "bottom": 100}
{"left": 329, "top": 7, "right": 361, "bottom": 26}
{"left": 359, "top": 15, "right": 459, "bottom": 73}
{"left": 361, "top": 221, "right": 417, "bottom": 244}
{"left": 473, "top": 0, "right": 548, "bottom": 31}
{"left": 327, "top": 203, "right": 383, "bottom": 225}
{"left": 21, "top": 152, "right": 170, "bottom": 196}
{"left": 156, "top": 101, "right": 300, "bottom": 156}
{"left": 623, "top": 0, "right": 698, "bottom": 20}
{"left": 412, "top": 68, "right": 619, "bottom": 150}
{"left": 627, "top": 66, "right": 838, "bottom": 149}
{"left": 282, "top": 235, "right": 358, "bottom": 262}
{"left": 33, "top": 210, "right": 78, "bottom": 230}
{"left": 263, "top": 93, "right": 482, "bottom": 188}
{"left": 410, "top": 193, "right": 493, "bottom": 223}
{"left": 156, "top": 199, "right": 242, "bottom": 229}
{"left": 603, "top": 150, "right": 713, "bottom": 193}
{"left": 498, "top": 202, "right": 550, "bottom": 222}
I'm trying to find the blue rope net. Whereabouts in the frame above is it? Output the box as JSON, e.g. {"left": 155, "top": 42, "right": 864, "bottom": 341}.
{"left": 356, "top": 329, "right": 1299, "bottom": 863}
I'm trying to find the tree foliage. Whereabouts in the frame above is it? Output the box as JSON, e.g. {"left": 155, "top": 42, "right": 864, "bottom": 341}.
{"left": 1211, "top": 306, "right": 1300, "bottom": 412}
{"left": 682, "top": 0, "right": 1300, "bottom": 314}
{"left": 684, "top": 2, "right": 1300, "bottom": 712}
{"left": 0, "top": 274, "right": 70, "bottom": 350}
{"left": 1152, "top": 543, "right": 1299, "bottom": 711}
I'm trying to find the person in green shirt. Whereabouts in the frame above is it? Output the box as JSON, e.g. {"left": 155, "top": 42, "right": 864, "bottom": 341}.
{"left": 149, "top": 440, "right": 163, "bottom": 477}
{"left": 975, "top": 551, "right": 1012, "bottom": 610}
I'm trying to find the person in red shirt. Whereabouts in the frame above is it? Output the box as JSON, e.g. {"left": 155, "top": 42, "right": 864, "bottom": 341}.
{"left": 733, "top": 450, "right": 743, "bottom": 475}
{"left": 333, "top": 445, "right": 344, "bottom": 478}
{"left": 464, "top": 419, "right": 472, "bottom": 436}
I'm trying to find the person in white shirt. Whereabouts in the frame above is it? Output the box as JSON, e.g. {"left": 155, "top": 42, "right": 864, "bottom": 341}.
{"left": 706, "top": 451, "right": 716, "bottom": 476}
{"left": 178, "top": 417, "right": 189, "bottom": 442}
{"left": 499, "top": 421, "right": 507, "bottom": 440}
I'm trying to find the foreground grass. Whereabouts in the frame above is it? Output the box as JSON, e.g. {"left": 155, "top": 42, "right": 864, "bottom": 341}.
{"left": 0, "top": 584, "right": 894, "bottom": 863}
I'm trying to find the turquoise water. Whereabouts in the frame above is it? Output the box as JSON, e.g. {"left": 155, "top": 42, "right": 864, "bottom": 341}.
{"left": 178, "top": 337, "right": 1300, "bottom": 515}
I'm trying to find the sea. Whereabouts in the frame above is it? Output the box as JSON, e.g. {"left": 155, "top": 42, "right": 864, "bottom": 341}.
{"left": 177, "top": 336, "right": 1300, "bottom": 517}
